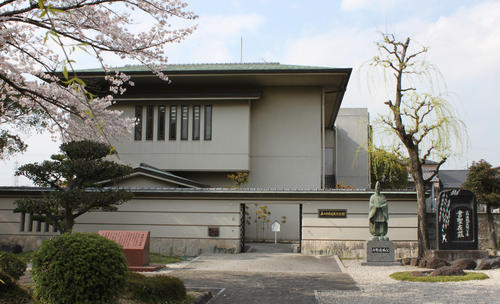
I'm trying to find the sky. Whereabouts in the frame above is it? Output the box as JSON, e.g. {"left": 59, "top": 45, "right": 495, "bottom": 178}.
{"left": 1, "top": 0, "right": 499, "bottom": 185}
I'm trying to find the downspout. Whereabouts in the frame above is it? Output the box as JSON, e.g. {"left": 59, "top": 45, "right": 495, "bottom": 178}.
{"left": 321, "top": 88, "right": 325, "bottom": 189}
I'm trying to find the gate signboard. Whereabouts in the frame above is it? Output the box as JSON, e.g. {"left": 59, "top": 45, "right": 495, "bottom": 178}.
{"left": 436, "top": 189, "right": 478, "bottom": 250}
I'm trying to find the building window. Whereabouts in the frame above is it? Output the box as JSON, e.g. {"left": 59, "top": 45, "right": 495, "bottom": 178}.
{"left": 134, "top": 105, "right": 142, "bottom": 141}
{"left": 158, "top": 105, "right": 166, "bottom": 140}
{"left": 192, "top": 105, "right": 200, "bottom": 140}
{"left": 19, "top": 212, "right": 25, "bottom": 232}
{"left": 204, "top": 105, "right": 212, "bottom": 140}
{"left": 145, "top": 105, "right": 154, "bottom": 140}
{"left": 181, "top": 105, "right": 189, "bottom": 140}
{"left": 169, "top": 105, "right": 177, "bottom": 140}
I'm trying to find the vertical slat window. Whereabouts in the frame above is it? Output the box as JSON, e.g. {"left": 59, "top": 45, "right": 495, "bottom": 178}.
{"left": 44, "top": 222, "right": 50, "bottom": 233}
{"left": 204, "top": 105, "right": 212, "bottom": 140}
{"left": 158, "top": 105, "right": 166, "bottom": 140}
{"left": 181, "top": 105, "right": 189, "bottom": 140}
{"left": 169, "top": 105, "right": 177, "bottom": 140}
{"left": 19, "top": 212, "right": 25, "bottom": 232}
{"left": 28, "top": 213, "right": 33, "bottom": 232}
{"left": 36, "top": 220, "right": 42, "bottom": 232}
{"left": 192, "top": 105, "right": 200, "bottom": 140}
{"left": 146, "top": 105, "right": 154, "bottom": 140}
{"left": 134, "top": 105, "right": 142, "bottom": 141}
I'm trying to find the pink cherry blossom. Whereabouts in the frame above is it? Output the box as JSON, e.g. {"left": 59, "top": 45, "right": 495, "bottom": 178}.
{"left": 0, "top": 0, "right": 197, "bottom": 157}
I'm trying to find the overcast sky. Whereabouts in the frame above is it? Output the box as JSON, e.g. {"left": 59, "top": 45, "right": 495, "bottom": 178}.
{"left": 1, "top": 0, "right": 499, "bottom": 185}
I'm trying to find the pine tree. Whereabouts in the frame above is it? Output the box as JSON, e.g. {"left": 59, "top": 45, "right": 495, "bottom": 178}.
{"left": 14, "top": 140, "right": 133, "bottom": 233}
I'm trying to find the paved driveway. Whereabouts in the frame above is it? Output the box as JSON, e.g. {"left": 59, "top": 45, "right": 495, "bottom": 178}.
{"left": 168, "top": 252, "right": 358, "bottom": 304}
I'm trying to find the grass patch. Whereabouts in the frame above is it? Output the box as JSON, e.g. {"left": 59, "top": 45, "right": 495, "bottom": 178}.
{"left": 390, "top": 271, "right": 489, "bottom": 282}
{"left": 149, "top": 253, "right": 183, "bottom": 264}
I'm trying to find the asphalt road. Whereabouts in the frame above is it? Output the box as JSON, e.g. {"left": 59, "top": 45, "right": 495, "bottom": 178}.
{"left": 169, "top": 249, "right": 358, "bottom": 304}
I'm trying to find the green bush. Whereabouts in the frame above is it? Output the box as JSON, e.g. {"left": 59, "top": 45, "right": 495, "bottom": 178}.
{"left": 0, "top": 251, "right": 27, "bottom": 280}
{"left": 31, "top": 232, "right": 128, "bottom": 304}
{"left": 126, "top": 272, "right": 187, "bottom": 303}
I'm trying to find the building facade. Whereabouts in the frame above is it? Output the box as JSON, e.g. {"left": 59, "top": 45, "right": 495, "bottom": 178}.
{"left": 0, "top": 63, "right": 417, "bottom": 257}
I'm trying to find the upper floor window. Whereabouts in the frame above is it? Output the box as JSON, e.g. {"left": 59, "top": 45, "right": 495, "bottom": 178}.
{"left": 181, "top": 105, "right": 189, "bottom": 140}
{"left": 145, "top": 105, "right": 154, "bottom": 140}
{"left": 134, "top": 104, "right": 212, "bottom": 141}
{"left": 192, "top": 105, "right": 200, "bottom": 140}
{"left": 169, "top": 105, "right": 177, "bottom": 140}
{"left": 134, "top": 105, "right": 142, "bottom": 141}
{"left": 158, "top": 105, "right": 166, "bottom": 141}
{"left": 204, "top": 105, "right": 212, "bottom": 140}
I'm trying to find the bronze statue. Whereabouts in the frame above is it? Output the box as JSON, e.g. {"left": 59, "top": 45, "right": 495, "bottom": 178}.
{"left": 369, "top": 181, "right": 389, "bottom": 240}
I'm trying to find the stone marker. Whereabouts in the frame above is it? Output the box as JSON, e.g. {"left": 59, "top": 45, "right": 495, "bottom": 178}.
{"left": 98, "top": 230, "right": 150, "bottom": 267}
{"left": 436, "top": 189, "right": 478, "bottom": 250}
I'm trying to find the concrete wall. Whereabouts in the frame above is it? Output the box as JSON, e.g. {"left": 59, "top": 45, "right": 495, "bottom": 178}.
{"left": 335, "top": 108, "right": 370, "bottom": 189}
{"left": 0, "top": 191, "right": 418, "bottom": 258}
{"left": 111, "top": 101, "right": 251, "bottom": 171}
{"left": 0, "top": 196, "right": 241, "bottom": 256}
{"left": 478, "top": 213, "right": 500, "bottom": 249}
{"left": 301, "top": 198, "right": 418, "bottom": 258}
{"left": 248, "top": 86, "right": 322, "bottom": 189}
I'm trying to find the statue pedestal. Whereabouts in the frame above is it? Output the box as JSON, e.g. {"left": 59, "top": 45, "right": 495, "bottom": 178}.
{"left": 362, "top": 240, "right": 400, "bottom": 266}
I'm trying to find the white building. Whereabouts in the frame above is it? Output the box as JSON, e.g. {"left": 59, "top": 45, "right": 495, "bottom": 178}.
{"left": 0, "top": 63, "right": 418, "bottom": 257}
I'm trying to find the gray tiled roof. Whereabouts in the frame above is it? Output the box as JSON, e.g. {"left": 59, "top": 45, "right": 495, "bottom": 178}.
{"left": 439, "top": 170, "right": 469, "bottom": 189}
{"left": 77, "top": 62, "right": 339, "bottom": 73}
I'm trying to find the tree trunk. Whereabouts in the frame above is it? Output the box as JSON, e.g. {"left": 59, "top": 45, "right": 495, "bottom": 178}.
{"left": 486, "top": 205, "right": 498, "bottom": 249}
{"left": 415, "top": 178, "right": 430, "bottom": 257}
{"left": 408, "top": 149, "right": 430, "bottom": 258}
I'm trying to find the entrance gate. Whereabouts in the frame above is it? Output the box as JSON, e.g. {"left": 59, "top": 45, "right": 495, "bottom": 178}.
{"left": 239, "top": 203, "right": 303, "bottom": 253}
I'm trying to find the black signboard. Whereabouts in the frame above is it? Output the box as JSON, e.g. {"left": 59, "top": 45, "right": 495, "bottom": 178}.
{"left": 436, "top": 189, "right": 478, "bottom": 250}
{"left": 318, "top": 209, "right": 347, "bottom": 218}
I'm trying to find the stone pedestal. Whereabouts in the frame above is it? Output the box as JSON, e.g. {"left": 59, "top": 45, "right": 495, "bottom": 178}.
{"left": 427, "top": 250, "right": 488, "bottom": 261}
{"left": 362, "top": 240, "right": 400, "bottom": 266}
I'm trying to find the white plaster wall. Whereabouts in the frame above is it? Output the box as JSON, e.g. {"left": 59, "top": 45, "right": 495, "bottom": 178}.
{"left": 111, "top": 101, "right": 250, "bottom": 171}
{"left": 335, "top": 108, "right": 370, "bottom": 189}
{"left": 301, "top": 199, "right": 417, "bottom": 242}
{"left": 248, "top": 86, "right": 322, "bottom": 189}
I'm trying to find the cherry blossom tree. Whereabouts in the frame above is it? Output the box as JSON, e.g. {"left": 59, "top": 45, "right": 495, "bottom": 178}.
{"left": 0, "top": 0, "right": 197, "bottom": 158}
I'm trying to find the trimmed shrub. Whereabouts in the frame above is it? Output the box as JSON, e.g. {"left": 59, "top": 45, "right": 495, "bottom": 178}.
{"left": 126, "top": 272, "right": 187, "bottom": 303}
{"left": 0, "top": 251, "right": 27, "bottom": 280}
{"left": 31, "top": 232, "right": 128, "bottom": 304}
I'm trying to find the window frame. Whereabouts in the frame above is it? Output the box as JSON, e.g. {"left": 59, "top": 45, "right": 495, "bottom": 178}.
{"left": 134, "top": 105, "right": 143, "bottom": 141}
{"left": 157, "top": 105, "right": 166, "bottom": 141}
{"left": 145, "top": 105, "right": 154, "bottom": 141}
{"left": 204, "top": 104, "right": 212, "bottom": 141}
{"left": 181, "top": 105, "right": 189, "bottom": 140}
{"left": 169, "top": 105, "right": 177, "bottom": 140}
{"left": 192, "top": 105, "right": 201, "bottom": 140}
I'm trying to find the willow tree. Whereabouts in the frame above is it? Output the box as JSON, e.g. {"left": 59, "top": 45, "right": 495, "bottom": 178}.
{"left": 370, "top": 147, "right": 408, "bottom": 189}
{"left": 371, "top": 34, "right": 466, "bottom": 256}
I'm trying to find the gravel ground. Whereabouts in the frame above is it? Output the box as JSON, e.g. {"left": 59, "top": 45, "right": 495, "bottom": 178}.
{"left": 318, "top": 260, "right": 500, "bottom": 304}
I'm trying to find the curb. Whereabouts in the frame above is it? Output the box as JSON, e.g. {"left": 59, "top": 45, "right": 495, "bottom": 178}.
{"left": 334, "top": 255, "right": 348, "bottom": 273}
